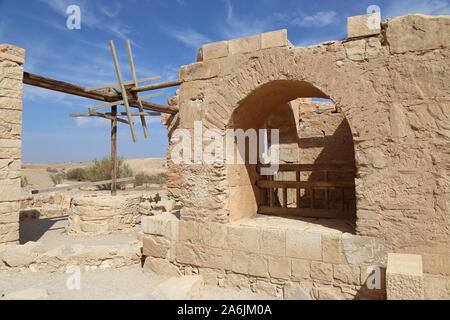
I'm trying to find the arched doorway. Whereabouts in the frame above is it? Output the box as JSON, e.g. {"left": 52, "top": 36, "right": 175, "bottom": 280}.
{"left": 227, "top": 80, "right": 356, "bottom": 225}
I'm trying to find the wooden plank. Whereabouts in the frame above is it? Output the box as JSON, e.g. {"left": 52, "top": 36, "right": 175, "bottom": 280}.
{"left": 23, "top": 72, "right": 113, "bottom": 102}
{"left": 310, "top": 189, "right": 315, "bottom": 209}
{"left": 92, "top": 112, "right": 130, "bottom": 125}
{"left": 23, "top": 72, "right": 179, "bottom": 115}
{"left": 105, "top": 112, "right": 161, "bottom": 116}
{"left": 87, "top": 92, "right": 164, "bottom": 113}
{"left": 139, "top": 101, "right": 178, "bottom": 114}
{"left": 130, "top": 79, "right": 182, "bottom": 93}
{"left": 325, "top": 171, "right": 330, "bottom": 210}
{"left": 88, "top": 100, "right": 125, "bottom": 112}
{"left": 126, "top": 40, "right": 148, "bottom": 138}
{"left": 268, "top": 175, "right": 274, "bottom": 207}
{"left": 84, "top": 76, "right": 160, "bottom": 92}
{"left": 257, "top": 180, "right": 355, "bottom": 189}
{"left": 296, "top": 170, "right": 301, "bottom": 209}
{"left": 258, "top": 163, "right": 356, "bottom": 173}
{"left": 70, "top": 112, "right": 160, "bottom": 117}
{"left": 109, "top": 40, "right": 137, "bottom": 142}
{"left": 31, "top": 177, "right": 135, "bottom": 194}
{"left": 258, "top": 206, "right": 351, "bottom": 219}
{"left": 111, "top": 105, "right": 118, "bottom": 196}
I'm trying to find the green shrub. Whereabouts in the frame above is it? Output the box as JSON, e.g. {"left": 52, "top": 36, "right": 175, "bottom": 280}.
{"left": 134, "top": 172, "right": 167, "bottom": 187}
{"left": 65, "top": 157, "right": 134, "bottom": 190}
{"left": 46, "top": 167, "right": 58, "bottom": 173}
{"left": 65, "top": 168, "right": 88, "bottom": 181}
{"left": 50, "top": 173, "right": 64, "bottom": 186}
{"left": 21, "top": 176, "right": 28, "bottom": 188}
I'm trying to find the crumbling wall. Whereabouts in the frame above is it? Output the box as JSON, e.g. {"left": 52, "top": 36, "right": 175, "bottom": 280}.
{"left": 0, "top": 44, "right": 24, "bottom": 245}
{"left": 165, "top": 14, "right": 450, "bottom": 278}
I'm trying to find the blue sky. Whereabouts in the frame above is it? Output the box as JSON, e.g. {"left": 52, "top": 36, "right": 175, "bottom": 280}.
{"left": 0, "top": 0, "right": 449, "bottom": 163}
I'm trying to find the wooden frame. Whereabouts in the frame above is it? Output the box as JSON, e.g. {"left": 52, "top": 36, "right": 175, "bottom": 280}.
{"left": 257, "top": 163, "right": 356, "bottom": 219}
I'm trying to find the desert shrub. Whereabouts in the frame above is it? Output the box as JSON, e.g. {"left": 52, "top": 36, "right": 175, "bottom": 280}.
{"left": 134, "top": 172, "right": 150, "bottom": 187}
{"left": 134, "top": 172, "right": 167, "bottom": 187}
{"left": 46, "top": 167, "right": 58, "bottom": 173}
{"left": 21, "top": 176, "right": 28, "bottom": 188}
{"left": 50, "top": 173, "right": 64, "bottom": 186}
{"left": 64, "top": 157, "right": 133, "bottom": 190}
{"left": 150, "top": 172, "right": 167, "bottom": 186}
{"left": 65, "top": 168, "right": 88, "bottom": 181}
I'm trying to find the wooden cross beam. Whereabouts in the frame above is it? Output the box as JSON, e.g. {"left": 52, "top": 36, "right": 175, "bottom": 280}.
{"left": 23, "top": 72, "right": 180, "bottom": 114}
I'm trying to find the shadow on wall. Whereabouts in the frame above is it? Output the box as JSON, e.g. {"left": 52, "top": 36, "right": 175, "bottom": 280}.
{"left": 19, "top": 217, "right": 67, "bottom": 244}
{"left": 297, "top": 115, "right": 357, "bottom": 218}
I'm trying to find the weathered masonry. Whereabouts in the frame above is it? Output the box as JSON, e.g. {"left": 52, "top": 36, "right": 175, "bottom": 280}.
{"left": 1, "top": 13, "right": 449, "bottom": 300}
{"left": 149, "top": 14, "right": 450, "bottom": 300}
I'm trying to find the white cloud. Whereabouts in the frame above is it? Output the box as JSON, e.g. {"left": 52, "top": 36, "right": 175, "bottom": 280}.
{"left": 291, "top": 11, "right": 338, "bottom": 28}
{"left": 163, "top": 27, "right": 211, "bottom": 48}
{"left": 383, "top": 0, "right": 450, "bottom": 19}
{"left": 74, "top": 117, "right": 110, "bottom": 128}
{"left": 221, "top": 0, "right": 272, "bottom": 39}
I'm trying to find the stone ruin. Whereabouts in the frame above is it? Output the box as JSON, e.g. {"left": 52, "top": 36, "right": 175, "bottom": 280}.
{"left": 0, "top": 13, "right": 449, "bottom": 300}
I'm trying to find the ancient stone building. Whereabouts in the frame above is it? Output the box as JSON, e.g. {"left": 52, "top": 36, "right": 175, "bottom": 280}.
{"left": 0, "top": 13, "right": 449, "bottom": 299}
{"left": 151, "top": 14, "right": 450, "bottom": 299}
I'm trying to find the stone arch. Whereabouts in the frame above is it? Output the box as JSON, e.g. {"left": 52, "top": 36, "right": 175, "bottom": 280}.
{"left": 225, "top": 77, "right": 357, "bottom": 222}
{"left": 176, "top": 43, "right": 381, "bottom": 225}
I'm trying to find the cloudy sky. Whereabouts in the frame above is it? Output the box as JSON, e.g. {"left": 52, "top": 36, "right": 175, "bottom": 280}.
{"left": 0, "top": 0, "right": 449, "bottom": 163}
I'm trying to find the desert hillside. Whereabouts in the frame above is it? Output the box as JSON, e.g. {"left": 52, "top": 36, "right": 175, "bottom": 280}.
{"left": 21, "top": 158, "right": 167, "bottom": 191}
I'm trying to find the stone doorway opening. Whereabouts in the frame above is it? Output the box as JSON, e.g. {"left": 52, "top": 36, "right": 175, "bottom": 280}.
{"left": 227, "top": 80, "right": 356, "bottom": 229}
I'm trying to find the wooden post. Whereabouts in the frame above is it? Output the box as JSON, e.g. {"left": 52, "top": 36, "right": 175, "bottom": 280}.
{"left": 111, "top": 105, "right": 118, "bottom": 196}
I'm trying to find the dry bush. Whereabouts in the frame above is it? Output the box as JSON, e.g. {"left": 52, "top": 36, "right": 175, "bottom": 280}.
{"left": 64, "top": 157, "right": 134, "bottom": 190}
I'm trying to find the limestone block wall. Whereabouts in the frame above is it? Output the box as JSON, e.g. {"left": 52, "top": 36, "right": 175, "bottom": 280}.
{"left": 165, "top": 14, "right": 450, "bottom": 279}
{"left": 0, "top": 44, "right": 24, "bottom": 245}
{"left": 20, "top": 192, "right": 71, "bottom": 222}
{"left": 67, "top": 194, "right": 143, "bottom": 235}
{"left": 142, "top": 214, "right": 387, "bottom": 299}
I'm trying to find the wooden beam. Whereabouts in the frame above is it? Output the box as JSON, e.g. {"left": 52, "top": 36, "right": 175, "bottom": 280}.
{"left": 257, "top": 180, "right": 355, "bottom": 189}
{"left": 23, "top": 72, "right": 113, "bottom": 102}
{"left": 23, "top": 72, "right": 179, "bottom": 115}
{"left": 105, "top": 112, "right": 161, "bottom": 116}
{"left": 87, "top": 93, "right": 164, "bottom": 113}
{"left": 69, "top": 112, "right": 129, "bottom": 125}
{"left": 84, "top": 76, "right": 160, "bottom": 92}
{"left": 111, "top": 105, "right": 118, "bottom": 196}
{"left": 70, "top": 112, "right": 160, "bottom": 117}
{"left": 109, "top": 40, "right": 137, "bottom": 142}
{"left": 257, "top": 163, "right": 357, "bottom": 173}
{"left": 258, "top": 206, "right": 353, "bottom": 219}
{"left": 126, "top": 40, "right": 148, "bottom": 139}
{"left": 140, "top": 101, "right": 178, "bottom": 114}
{"left": 130, "top": 79, "right": 182, "bottom": 93}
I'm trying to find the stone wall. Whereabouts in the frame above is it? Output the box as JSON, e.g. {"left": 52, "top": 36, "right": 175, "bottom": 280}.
{"left": 0, "top": 44, "right": 24, "bottom": 245}
{"left": 142, "top": 214, "right": 387, "bottom": 299}
{"left": 165, "top": 14, "right": 450, "bottom": 279}
{"left": 67, "top": 193, "right": 177, "bottom": 235}
{"left": 20, "top": 192, "right": 71, "bottom": 222}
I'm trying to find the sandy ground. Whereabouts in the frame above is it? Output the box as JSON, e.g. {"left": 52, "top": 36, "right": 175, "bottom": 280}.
{"left": 22, "top": 158, "right": 167, "bottom": 191}
{"left": 1, "top": 218, "right": 276, "bottom": 300}
{"left": 0, "top": 265, "right": 278, "bottom": 300}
